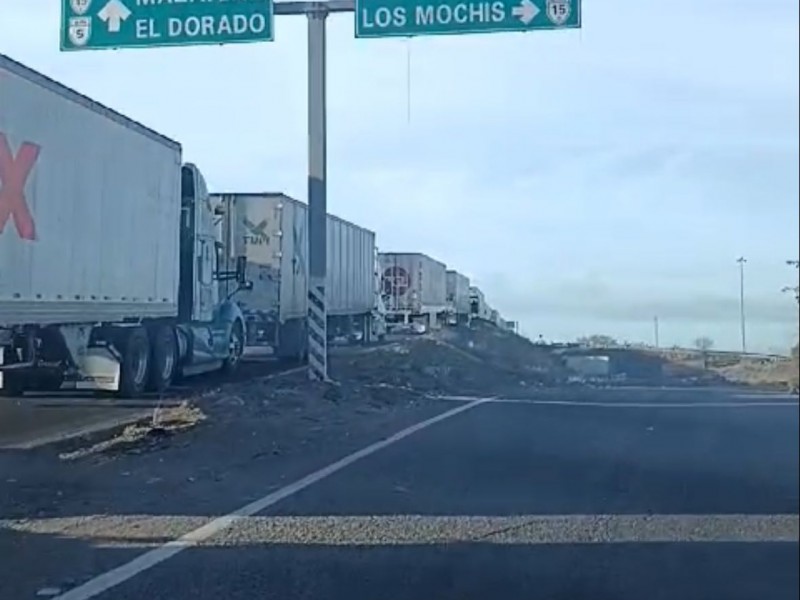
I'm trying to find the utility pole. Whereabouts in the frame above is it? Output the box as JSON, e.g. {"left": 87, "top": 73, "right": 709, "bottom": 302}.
{"left": 737, "top": 256, "right": 747, "bottom": 353}
{"left": 653, "top": 316, "right": 659, "bottom": 348}
{"left": 784, "top": 260, "right": 799, "bottom": 304}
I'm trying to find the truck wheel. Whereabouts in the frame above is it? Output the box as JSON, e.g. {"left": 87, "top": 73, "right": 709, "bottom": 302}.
{"left": 221, "top": 322, "right": 244, "bottom": 375}
{"left": 118, "top": 327, "right": 150, "bottom": 398}
{"left": 148, "top": 325, "right": 177, "bottom": 393}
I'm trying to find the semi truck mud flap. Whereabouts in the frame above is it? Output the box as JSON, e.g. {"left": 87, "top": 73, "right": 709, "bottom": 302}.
{"left": 68, "top": 347, "right": 120, "bottom": 392}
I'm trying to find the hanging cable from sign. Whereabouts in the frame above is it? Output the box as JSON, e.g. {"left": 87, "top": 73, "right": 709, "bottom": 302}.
{"left": 405, "top": 37, "right": 412, "bottom": 123}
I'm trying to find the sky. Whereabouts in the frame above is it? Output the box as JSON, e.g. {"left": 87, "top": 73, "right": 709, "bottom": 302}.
{"left": 2, "top": 0, "right": 798, "bottom": 353}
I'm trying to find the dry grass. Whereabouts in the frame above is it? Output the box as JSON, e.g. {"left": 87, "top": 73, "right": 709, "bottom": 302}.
{"left": 58, "top": 402, "right": 206, "bottom": 461}
{"left": 714, "top": 358, "right": 799, "bottom": 392}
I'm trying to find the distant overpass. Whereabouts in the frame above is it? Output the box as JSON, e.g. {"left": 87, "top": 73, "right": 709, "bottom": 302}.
{"left": 650, "top": 347, "right": 791, "bottom": 364}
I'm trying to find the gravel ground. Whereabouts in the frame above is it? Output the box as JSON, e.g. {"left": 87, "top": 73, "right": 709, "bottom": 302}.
{"left": 0, "top": 373, "right": 445, "bottom": 520}
{"left": 0, "top": 325, "right": 569, "bottom": 600}
{"left": 1, "top": 328, "right": 561, "bottom": 522}
{"left": 0, "top": 326, "right": 572, "bottom": 598}
{"left": 0, "top": 350, "right": 461, "bottom": 598}
{"left": 4, "top": 514, "right": 796, "bottom": 548}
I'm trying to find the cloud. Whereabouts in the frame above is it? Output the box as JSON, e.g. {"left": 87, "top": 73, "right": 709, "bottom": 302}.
{"left": 2, "top": 0, "right": 798, "bottom": 352}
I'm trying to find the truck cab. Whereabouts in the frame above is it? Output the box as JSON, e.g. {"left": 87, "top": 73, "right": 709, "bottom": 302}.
{"left": 103, "top": 164, "right": 250, "bottom": 394}
{"left": 172, "top": 164, "right": 249, "bottom": 380}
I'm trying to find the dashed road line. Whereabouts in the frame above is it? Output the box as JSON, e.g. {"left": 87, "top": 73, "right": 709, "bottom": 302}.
{"left": 435, "top": 395, "right": 798, "bottom": 408}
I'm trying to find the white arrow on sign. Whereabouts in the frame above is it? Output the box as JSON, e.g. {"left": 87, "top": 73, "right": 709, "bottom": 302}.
{"left": 512, "top": 0, "right": 540, "bottom": 24}
{"left": 98, "top": 0, "right": 132, "bottom": 33}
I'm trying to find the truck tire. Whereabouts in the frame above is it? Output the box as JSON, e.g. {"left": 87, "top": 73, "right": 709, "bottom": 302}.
{"left": 221, "top": 321, "right": 244, "bottom": 375}
{"left": 118, "top": 326, "right": 151, "bottom": 398}
{"left": 148, "top": 324, "right": 177, "bottom": 393}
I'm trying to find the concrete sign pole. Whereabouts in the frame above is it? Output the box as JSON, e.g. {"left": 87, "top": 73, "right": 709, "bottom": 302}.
{"left": 306, "top": 4, "right": 329, "bottom": 381}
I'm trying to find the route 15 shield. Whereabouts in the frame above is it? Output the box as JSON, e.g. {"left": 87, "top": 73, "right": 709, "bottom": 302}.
{"left": 70, "top": 0, "right": 92, "bottom": 16}
{"left": 546, "top": 0, "right": 571, "bottom": 25}
{"left": 68, "top": 17, "right": 92, "bottom": 46}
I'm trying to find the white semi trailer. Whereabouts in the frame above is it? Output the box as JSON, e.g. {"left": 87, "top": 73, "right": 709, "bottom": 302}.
{"left": 213, "top": 192, "right": 384, "bottom": 359}
{"left": 379, "top": 252, "right": 447, "bottom": 330}
{"left": 469, "top": 286, "right": 490, "bottom": 321}
{"left": 445, "top": 270, "right": 470, "bottom": 325}
{"left": 0, "top": 53, "right": 249, "bottom": 397}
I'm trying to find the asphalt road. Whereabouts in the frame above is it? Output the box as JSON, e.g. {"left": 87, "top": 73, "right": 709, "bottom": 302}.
{"left": 3, "top": 387, "right": 798, "bottom": 600}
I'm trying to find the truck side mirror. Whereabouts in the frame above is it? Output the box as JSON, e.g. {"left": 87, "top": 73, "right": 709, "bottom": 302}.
{"left": 236, "top": 256, "right": 247, "bottom": 284}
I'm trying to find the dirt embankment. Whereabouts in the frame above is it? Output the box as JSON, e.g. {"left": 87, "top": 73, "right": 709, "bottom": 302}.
{"left": 333, "top": 329, "right": 565, "bottom": 399}
{"left": 713, "top": 358, "right": 799, "bottom": 392}
{"left": 655, "top": 343, "right": 799, "bottom": 392}
{"left": 433, "top": 321, "right": 568, "bottom": 385}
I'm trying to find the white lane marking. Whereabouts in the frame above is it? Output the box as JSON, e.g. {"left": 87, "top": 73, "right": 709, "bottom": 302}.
{"left": 12, "top": 513, "right": 797, "bottom": 547}
{"left": 435, "top": 396, "right": 798, "bottom": 408}
{"left": 492, "top": 398, "right": 798, "bottom": 408}
{"left": 734, "top": 393, "right": 799, "bottom": 401}
{"left": 52, "top": 398, "right": 489, "bottom": 600}
{"left": 434, "top": 395, "right": 497, "bottom": 402}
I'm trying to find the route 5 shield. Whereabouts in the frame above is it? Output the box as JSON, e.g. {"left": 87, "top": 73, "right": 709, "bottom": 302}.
{"left": 68, "top": 17, "right": 92, "bottom": 46}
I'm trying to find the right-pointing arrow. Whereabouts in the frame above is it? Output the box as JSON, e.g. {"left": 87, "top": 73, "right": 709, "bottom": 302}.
{"left": 512, "top": 0, "right": 540, "bottom": 25}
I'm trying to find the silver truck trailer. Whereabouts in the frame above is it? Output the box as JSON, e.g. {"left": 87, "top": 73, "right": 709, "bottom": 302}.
{"left": 445, "top": 270, "right": 470, "bottom": 325}
{"left": 379, "top": 252, "right": 447, "bottom": 329}
{"left": 469, "top": 286, "right": 490, "bottom": 321}
{"left": 502, "top": 320, "right": 519, "bottom": 334}
{"left": 213, "top": 192, "right": 383, "bottom": 359}
{"left": 0, "top": 53, "right": 248, "bottom": 397}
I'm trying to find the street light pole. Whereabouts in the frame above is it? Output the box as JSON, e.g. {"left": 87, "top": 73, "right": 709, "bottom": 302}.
{"left": 737, "top": 257, "right": 747, "bottom": 353}
{"left": 653, "top": 316, "right": 659, "bottom": 348}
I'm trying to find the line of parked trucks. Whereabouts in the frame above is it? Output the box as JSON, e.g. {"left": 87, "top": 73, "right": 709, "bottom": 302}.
{"left": 0, "top": 53, "right": 516, "bottom": 398}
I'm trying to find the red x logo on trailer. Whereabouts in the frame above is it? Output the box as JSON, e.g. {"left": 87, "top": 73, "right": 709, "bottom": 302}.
{"left": 0, "top": 132, "right": 40, "bottom": 241}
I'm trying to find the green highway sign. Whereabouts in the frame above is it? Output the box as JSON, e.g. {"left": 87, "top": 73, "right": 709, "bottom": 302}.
{"left": 355, "top": 0, "right": 580, "bottom": 38}
{"left": 60, "top": 0, "right": 274, "bottom": 51}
